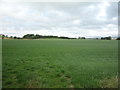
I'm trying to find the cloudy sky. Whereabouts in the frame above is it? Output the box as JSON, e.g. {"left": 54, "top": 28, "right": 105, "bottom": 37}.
{"left": 0, "top": 1, "right": 118, "bottom": 38}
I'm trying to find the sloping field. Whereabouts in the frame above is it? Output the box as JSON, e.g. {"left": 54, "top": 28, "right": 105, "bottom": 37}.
{"left": 2, "top": 39, "right": 118, "bottom": 88}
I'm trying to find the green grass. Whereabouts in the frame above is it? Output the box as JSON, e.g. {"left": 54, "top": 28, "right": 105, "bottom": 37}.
{"left": 2, "top": 39, "right": 118, "bottom": 88}
{"left": 0, "top": 39, "right": 2, "bottom": 89}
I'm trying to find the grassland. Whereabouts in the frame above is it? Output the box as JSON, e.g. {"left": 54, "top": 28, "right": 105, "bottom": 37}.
{"left": 2, "top": 39, "right": 118, "bottom": 88}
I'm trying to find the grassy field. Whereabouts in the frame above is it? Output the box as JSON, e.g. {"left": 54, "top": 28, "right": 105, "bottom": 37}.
{"left": 2, "top": 39, "right": 118, "bottom": 88}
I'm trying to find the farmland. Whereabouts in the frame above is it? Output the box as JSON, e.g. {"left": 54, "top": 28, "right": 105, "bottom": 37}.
{"left": 2, "top": 39, "right": 118, "bottom": 88}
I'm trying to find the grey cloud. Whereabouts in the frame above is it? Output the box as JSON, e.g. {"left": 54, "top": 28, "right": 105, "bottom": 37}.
{"left": 0, "top": 2, "right": 118, "bottom": 37}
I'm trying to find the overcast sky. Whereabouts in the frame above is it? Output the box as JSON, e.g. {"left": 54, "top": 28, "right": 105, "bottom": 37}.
{"left": 0, "top": 1, "right": 118, "bottom": 38}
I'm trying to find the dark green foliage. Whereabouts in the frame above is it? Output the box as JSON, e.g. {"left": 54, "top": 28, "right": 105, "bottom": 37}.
{"left": 81, "top": 37, "right": 86, "bottom": 39}
{"left": 23, "top": 34, "right": 77, "bottom": 39}
{"left": 23, "top": 34, "right": 59, "bottom": 39}
{"left": 59, "top": 36, "right": 70, "bottom": 39}
{"left": 78, "top": 36, "right": 86, "bottom": 39}
{"left": 16, "top": 37, "right": 21, "bottom": 39}
{"left": 101, "top": 36, "right": 112, "bottom": 40}
{"left": 1, "top": 34, "right": 7, "bottom": 39}
{"left": 14, "top": 36, "right": 17, "bottom": 39}
{"left": 116, "top": 37, "right": 120, "bottom": 40}
{"left": 23, "top": 34, "right": 35, "bottom": 39}
{"left": 2, "top": 34, "right": 5, "bottom": 39}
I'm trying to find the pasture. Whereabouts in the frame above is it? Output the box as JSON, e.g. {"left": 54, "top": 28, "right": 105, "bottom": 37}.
{"left": 2, "top": 39, "right": 118, "bottom": 88}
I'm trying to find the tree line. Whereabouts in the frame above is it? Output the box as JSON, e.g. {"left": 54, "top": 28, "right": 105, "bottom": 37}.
{"left": 1, "top": 34, "right": 120, "bottom": 40}
{"left": 1, "top": 34, "right": 77, "bottom": 39}
{"left": 23, "top": 34, "right": 77, "bottom": 39}
{"left": 101, "top": 36, "right": 112, "bottom": 40}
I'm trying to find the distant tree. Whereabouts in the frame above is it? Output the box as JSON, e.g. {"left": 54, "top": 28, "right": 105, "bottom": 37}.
{"left": 23, "top": 34, "right": 35, "bottom": 39}
{"left": 96, "top": 38, "right": 99, "bottom": 40}
{"left": 81, "top": 37, "right": 86, "bottom": 39}
{"left": 5, "top": 35, "right": 8, "bottom": 38}
{"left": 106, "top": 36, "right": 111, "bottom": 40}
{"left": 22, "top": 34, "right": 77, "bottom": 39}
{"left": 10, "top": 36, "right": 13, "bottom": 39}
{"left": 59, "top": 36, "right": 70, "bottom": 39}
{"left": 17, "top": 37, "right": 21, "bottom": 39}
{"left": 101, "top": 36, "right": 111, "bottom": 40}
{"left": 101, "top": 37, "right": 105, "bottom": 40}
{"left": 2, "top": 34, "right": 5, "bottom": 39}
{"left": 117, "top": 37, "right": 120, "bottom": 40}
{"left": 34, "top": 34, "right": 41, "bottom": 39}
{"left": 71, "top": 38, "right": 77, "bottom": 39}
{"left": 78, "top": 36, "right": 86, "bottom": 39}
{"left": 14, "top": 36, "right": 17, "bottom": 39}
